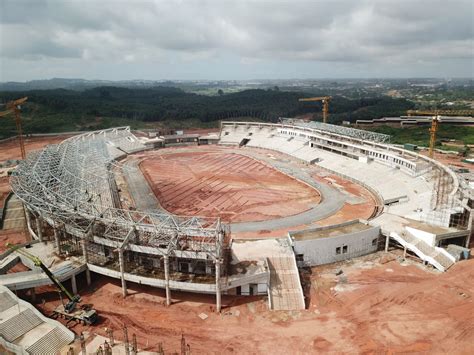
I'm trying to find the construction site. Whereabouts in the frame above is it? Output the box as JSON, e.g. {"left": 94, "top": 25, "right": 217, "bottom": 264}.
{"left": 0, "top": 108, "right": 473, "bottom": 353}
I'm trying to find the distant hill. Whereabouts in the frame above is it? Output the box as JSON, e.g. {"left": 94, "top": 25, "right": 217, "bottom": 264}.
{"left": 0, "top": 78, "right": 186, "bottom": 91}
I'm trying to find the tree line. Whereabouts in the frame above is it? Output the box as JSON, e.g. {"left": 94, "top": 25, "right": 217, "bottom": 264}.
{"left": 0, "top": 86, "right": 414, "bottom": 138}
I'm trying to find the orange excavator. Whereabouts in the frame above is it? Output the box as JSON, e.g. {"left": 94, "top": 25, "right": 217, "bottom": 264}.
{"left": 0, "top": 97, "right": 28, "bottom": 159}
{"left": 298, "top": 96, "right": 332, "bottom": 123}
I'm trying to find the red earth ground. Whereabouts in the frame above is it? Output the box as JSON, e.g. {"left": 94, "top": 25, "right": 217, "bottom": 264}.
{"left": 140, "top": 151, "right": 321, "bottom": 223}
{"left": 31, "top": 252, "right": 474, "bottom": 354}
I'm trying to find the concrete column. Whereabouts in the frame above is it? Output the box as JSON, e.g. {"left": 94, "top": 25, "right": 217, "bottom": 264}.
{"left": 71, "top": 274, "right": 78, "bottom": 295}
{"left": 30, "top": 288, "right": 36, "bottom": 303}
{"left": 403, "top": 246, "right": 407, "bottom": 260}
{"left": 24, "top": 206, "right": 32, "bottom": 233}
{"left": 465, "top": 232, "right": 472, "bottom": 249}
{"left": 215, "top": 259, "right": 221, "bottom": 313}
{"left": 81, "top": 238, "right": 91, "bottom": 286}
{"left": 53, "top": 227, "right": 61, "bottom": 253}
{"left": 35, "top": 217, "right": 43, "bottom": 242}
{"left": 384, "top": 234, "right": 390, "bottom": 252}
{"left": 164, "top": 255, "right": 171, "bottom": 306}
{"left": 119, "top": 249, "right": 127, "bottom": 297}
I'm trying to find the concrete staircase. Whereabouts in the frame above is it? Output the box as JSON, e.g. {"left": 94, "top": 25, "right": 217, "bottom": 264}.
{"left": 26, "top": 326, "right": 73, "bottom": 355}
{"left": 391, "top": 232, "right": 456, "bottom": 272}
{"left": 0, "top": 309, "right": 43, "bottom": 342}
{"left": 0, "top": 286, "right": 74, "bottom": 354}
{"left": 267, "top": 255, "right": 305, "bottom": 311}
{"left": 1, "top": 195, "right": 26, "bottom": 230}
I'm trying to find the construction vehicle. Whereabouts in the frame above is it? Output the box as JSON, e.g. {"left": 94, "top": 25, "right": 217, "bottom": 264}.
{"left": 6, "top": 243, "right": 98, "bottom": 325}
{"left": 0, "top": 97, "right": 28, "bottom": 159}
{"left": 298, "top": 96, "right": 332, "bottom": 123}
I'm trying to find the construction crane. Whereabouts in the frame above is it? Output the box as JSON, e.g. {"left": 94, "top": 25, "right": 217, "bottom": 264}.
{"left": 407, "top": 109, "right": 474, "bottom": 117}
{"left": 6, "top": 243, "right": 98, "bottom": 325}
{"left": 0, "top": 97, "right": 28, "bottom": 159}
{"left": 405, "top": 110, "right": 441, "bottom": 158}
{"left": 428, "top": 114, "right": 441, "bottom": 159}
{"left": 298, "top": 96, "right": 332, "bottom": 123}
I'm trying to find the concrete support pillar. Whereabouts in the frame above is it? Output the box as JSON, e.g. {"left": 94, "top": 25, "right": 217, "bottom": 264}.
{"left": 215, "top": 260, "right": 221, "bottom": 313}
{"left": 164, "top": 255, "right": 171, "bottom": 306}
{"left": 465, "top": 232, "right": 472, "bottom": 249}
{"left": 24, "top": 206, "right": 32, "bottom": 235}
{"left": 30, "top": 288, "right": 36, "bottom": 303}
{"left": 403, "top": 246, "right": 407, "bottom": 260}
{"left": 53, "top": 227, "right": 61, "bottom": 253}
{"left": 81, "top": 238, "right": 91, "bottom": 286}
{"left": 119, "top": 249, "right": 127, "bottom": 297}
{"left": 35, "top": 217, "right": 43, "bottom": 242}
{"left": 384, "top": 234, "right": 390, "bottom": 252}
{"left": 71, "top": 274, "right": 78, "bottom": 295}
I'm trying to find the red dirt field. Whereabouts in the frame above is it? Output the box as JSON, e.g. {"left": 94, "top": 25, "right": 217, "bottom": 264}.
{"left": 140, "top": 151, "right": 321, "bottom": 223}
{"left": 0, "top": 230, "right": 29, "bottom": 252}
{"left": 314, "top": 173, "right": 378, "bottom": 226}
{"left": 231, "top": 172, "right": 377, "bottom": 239}
{"left": 31, "top": 253, "right": 474, "bottom": 354}
{"left": 0, "top": 135, "right": 73, "bottom": 162}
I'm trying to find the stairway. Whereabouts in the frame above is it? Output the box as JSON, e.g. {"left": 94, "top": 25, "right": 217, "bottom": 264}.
{"left": 268, "top": 255, "right": 305, "bottom": 310}
{"left": 391, "top": 232, "right": 455, "bottom": 272}
{"left": 1, "top": 195, "right": 26, "bottom": 230}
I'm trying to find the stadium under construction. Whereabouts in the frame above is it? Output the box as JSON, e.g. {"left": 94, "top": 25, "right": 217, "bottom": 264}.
{"left": 1, "top": 120, "right": 473, "bottom": 353}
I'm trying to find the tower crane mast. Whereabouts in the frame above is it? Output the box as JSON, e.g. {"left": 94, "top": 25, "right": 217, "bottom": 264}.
{"left": 0, "top": 97, "right": 28, "bottom": 159}
{"left": 406, "top": 109, "right": 442, "bottom": 159}
{"left": 298, "top": 96, "right": 332, "bottom": 123}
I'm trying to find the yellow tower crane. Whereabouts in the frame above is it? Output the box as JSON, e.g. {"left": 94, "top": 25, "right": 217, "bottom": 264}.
{"left": 405, "top": 109, "right": 442, "bottom": 159}
{"left": 298, "top": 96, "right": 332, "bottom": 123}
{"left": 0, "top": 97, "right": 28, "bottom": 159}
{"left": 428, "top": 114, "right": 441, "bottom": 159}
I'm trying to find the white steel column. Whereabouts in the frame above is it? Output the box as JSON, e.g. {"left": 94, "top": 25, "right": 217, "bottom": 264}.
{"left": 35, "top": 216, "right": 43, "bottom": 242}
{"left": 119, "top": 249, "right": 127, "bottom": 297}
{"left": 82, "top": 238, "right": 91, "bottom": 286}
{"left": 215, "top": 260, "right": 221, "bottom": 313}
{"left": 164, "top": 255, "right": 171, "bottom": 306}
{"left": 53, "top": 227, "right": 61, "bottom": 253}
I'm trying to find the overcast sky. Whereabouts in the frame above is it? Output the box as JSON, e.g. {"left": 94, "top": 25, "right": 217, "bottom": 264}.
{"left": 0, "top": 0, "right": 473, "bottom": 81}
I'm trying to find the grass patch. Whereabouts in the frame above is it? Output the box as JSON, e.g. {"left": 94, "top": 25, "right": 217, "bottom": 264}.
{"left": 365, "top": 125, "right": 474, "bottom": 146}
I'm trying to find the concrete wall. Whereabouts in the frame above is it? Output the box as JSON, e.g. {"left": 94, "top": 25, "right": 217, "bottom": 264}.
{"left": 292, "top": 224, "right": 380, "bottom": 266}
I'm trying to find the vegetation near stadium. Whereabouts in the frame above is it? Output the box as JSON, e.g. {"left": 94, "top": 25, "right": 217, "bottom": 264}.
{"left": 1, "top": 85, "right": 474, "bottom": 147}
{"left": 366, "top": 125, "right": 474, "bottom": 149}
{"left": 0, "top": 87, "right": 413, "bottom": 139}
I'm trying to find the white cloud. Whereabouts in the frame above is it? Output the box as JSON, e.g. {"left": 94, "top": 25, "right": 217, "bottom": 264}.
{"left": 0, "top": 0, "right": 472, "bottom": 80}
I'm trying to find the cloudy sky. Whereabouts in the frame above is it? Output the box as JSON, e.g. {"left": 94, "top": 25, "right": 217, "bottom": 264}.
{"left": 0, "top": 0, "right": 473, "bottom": 81}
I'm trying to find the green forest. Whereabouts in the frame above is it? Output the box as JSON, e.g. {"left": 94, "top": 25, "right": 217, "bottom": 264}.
{"left": 0, "top": 86, "right": 415, "bottom": 139}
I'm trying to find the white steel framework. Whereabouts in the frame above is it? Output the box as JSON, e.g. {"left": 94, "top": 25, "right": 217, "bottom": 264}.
{"left": 10, "top": 127, "right": 226, "bottom": 259}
